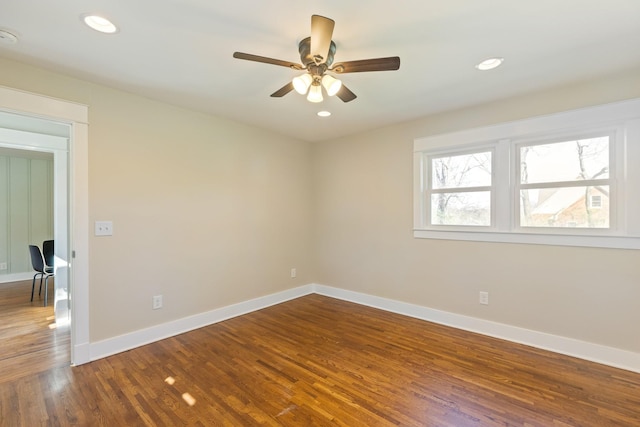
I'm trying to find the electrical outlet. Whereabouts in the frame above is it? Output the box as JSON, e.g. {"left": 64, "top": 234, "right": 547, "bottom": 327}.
{"left": 152, "top": 295, "right": 163, "bottom": 310}
{"left": 479, "top": 291, "right": 489, "bottom": 305}
{"left": 290, "top": 268, "right": 297, "bottom": 278}
{"left": 0, "top": 262, "right": 7, "bottom": 270}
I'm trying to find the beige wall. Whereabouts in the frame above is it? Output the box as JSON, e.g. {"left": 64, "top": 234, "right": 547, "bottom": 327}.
{"left": 312, "top": 66, "right": 640, "bottom": 354}
{"left": 2, "top": 54, "right": 640, "bottom": 356}
{"left": 0, "top": 57, "right": 315, "bottom": 341}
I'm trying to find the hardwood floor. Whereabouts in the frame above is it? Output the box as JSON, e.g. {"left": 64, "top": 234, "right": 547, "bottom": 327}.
{"left": 0, "top": 279, "right": 69, "bottom": 383}
{"left": 1, "top": 291, "right": 639, "bottom": 426}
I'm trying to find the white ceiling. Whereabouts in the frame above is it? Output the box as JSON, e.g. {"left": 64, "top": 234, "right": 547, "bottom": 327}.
{"left": 2, "top": 1, "right": 640, "bottom": 142}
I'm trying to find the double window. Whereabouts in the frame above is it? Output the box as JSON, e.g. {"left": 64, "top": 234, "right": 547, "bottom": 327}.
{"left": 413, "top": 98, "right": 640, "bottom": 249}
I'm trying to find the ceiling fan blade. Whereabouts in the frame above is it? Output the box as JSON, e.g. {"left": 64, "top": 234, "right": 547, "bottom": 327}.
{"left": 233, "top": 52, "right": 303, "bottom": 70}
{"left": 270, "top": 82, "right": 294, "bottom": 98}
{"left": 310, "top": 15, "right": 335, "bottom": 64}
{"left": 336, "top": 84, "right": 357, "bottom": 103}
{"left": 331, "top": 57, "right": 400, "bottom": 73}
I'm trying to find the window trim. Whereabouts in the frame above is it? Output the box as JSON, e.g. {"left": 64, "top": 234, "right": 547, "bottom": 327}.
{"left": 413, "top": 97, "right": 640, "bottom": 250}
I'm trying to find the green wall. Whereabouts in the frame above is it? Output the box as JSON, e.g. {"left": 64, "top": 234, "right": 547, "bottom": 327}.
{"left": 0, "top": 150, "right": 53, "bottom": 277}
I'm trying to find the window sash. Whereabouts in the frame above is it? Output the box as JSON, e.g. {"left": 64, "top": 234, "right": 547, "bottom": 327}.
{"left": 423, "top": 147, "right": 495, "bottom": 229}
{"left": 519, "top": 178, "right": 609, "bottom": 190}
{"left": 515, "top": 133, "right": 611, "bottom": 185}
{"left": 513, "top": 133, "right": 614, "bottom": 232}
{"left": 428, "top": 150, "right": 493, "bottom": 190}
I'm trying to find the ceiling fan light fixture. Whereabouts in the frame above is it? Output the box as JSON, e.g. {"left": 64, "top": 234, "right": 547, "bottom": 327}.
{"left": 321, "top": 74, "right": 342, "bottom": 96}
{"left": 232, "top": 15, "right": 399, "bottom": 104}
{"left": 292, "top": 73, "right": 313, "bottom": 94}
{"left": 475, "top": 57, "right": 504, "bottom": 71}
{"left": 307, "top": 84, "right": 323, "bottom": 103}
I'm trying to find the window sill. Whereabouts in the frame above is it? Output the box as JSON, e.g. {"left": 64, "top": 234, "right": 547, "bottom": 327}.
{"left": 413, "top": 229, "right": 640, "bottom": 250}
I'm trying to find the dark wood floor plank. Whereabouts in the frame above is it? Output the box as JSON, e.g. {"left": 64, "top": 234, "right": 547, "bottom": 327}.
{"left": 2, "top": 285, "right": 640, "bottom": 425}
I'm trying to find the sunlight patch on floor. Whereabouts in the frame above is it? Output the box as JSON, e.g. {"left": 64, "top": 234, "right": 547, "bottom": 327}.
{"left": 164, "top": 376, "right": 197, "bottom": 406}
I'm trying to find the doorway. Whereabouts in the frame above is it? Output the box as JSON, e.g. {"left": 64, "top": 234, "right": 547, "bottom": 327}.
{"left": 0, "top": 85, "right": 89, "bottom": 365}
{"left": 0, "top": 119, "right": 69, "bottom": 320}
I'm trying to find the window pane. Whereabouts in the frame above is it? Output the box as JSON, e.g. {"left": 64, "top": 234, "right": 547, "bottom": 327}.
{"left": 431, "top": 151, "right": 491, "bottom": 189}
{"left": 520, "top": 136, "right": 609, "bottom": 184}
{"left": 431, "top": 191, "right": 490, "bottom": 226}
{"left": 520, "top": 186, "right": 609, "bottom": 228}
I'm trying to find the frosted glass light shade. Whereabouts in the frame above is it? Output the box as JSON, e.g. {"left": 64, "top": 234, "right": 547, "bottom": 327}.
{"left": 292, "top": 73, "right": 313, "bottom": 94}
{"left": 307, "top": 84, "right": 323, "bottom": 103}
{"left": 321, "top": 75, "right": 342, "bottom": 96}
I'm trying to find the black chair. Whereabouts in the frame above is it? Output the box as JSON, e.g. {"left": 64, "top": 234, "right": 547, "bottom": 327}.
{"left": 42, "top": 240, "right": 54, "bottom": 269}
{"left": 29, "top": 245, "right": 54, "bottom": 307}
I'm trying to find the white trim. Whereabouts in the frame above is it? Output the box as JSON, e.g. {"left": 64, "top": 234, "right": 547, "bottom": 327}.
{"left": 0, "top": 86, "right": 87, "bottom": 124}
{"left": 89, "top": 285, "right": 315, "bottom": 361}
{"left": 0, "top": 272, "right": 34, "bottom": 284}
{"left": 413, "top": 229, "right": 640, "bottom": 249}
{"left": 313, "top": 284, "right": 640, "bottom": 374}
{"left": 414, "top": 97, "right": 640, "bottom": 152}
{"left": 0, "top": 127, "right": 68, "bottom": 150}
{"left": 69, "top": 122, "right": 89, "bottom": 365}
{"left": 73, "top": 342, "right": 90, "bottom": 365}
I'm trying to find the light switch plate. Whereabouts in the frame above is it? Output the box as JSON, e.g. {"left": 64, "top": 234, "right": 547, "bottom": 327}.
{"left": 95, "top": 221, "right": 113, "bottom": 236}
{"left": 479, "top": 291, "right": 489, "bottom": 305}
{"left": 152, "top": 295, "right": 163, "bottom": 310}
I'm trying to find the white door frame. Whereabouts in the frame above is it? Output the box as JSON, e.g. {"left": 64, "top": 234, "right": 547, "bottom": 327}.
{"left": 0, "top": 85, "right": 90, "bottom": 365}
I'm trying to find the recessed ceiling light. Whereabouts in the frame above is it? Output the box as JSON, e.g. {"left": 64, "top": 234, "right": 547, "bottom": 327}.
{"left": 475, "top": 57, "right": 504, "bottom": 71}
{"left": 82, "top": 14, "right": 118, "bottom": 34}
{"left": 317, "top": 111, "right": 331, "bottom": 117}
{"left": 0, "top": 29, "right": 18, "bottom": 44}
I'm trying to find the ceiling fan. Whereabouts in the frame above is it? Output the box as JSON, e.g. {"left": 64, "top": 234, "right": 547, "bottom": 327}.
{"left": 233, "top": 15, "right": 400, "bottom": 103}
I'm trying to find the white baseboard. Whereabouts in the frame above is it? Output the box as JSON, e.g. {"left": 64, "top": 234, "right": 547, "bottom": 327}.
{"left": 312, "top": 284, "right": 640, "bottom": 374}
{"left": 0, "top": 272, "right": 34, "bottom": 284}
{"left": 88, "top": 285, "right": 315, "bottom": 362}
{"left": 85, "top": 283, "right": 640, "bottom": 374}
{"left": 72, "top": 342, "right": 91, "bottom": 366}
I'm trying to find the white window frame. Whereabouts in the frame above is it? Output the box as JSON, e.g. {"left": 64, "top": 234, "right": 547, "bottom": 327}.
{"left": 413, "top": 97, "right": 640, "bottom": 250}
{"left": 423, "top": 145, "right": 496, "bottom": 230}
{"left": 512, "top": 129, "right": 616, "bottom": 235}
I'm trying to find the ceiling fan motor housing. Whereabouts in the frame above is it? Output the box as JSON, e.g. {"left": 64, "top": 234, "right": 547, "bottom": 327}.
{"left": 298, "top": 37, "right": 336, "bottom": 67}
